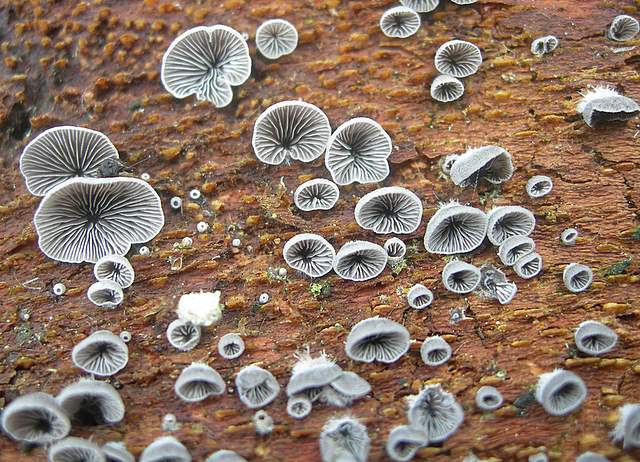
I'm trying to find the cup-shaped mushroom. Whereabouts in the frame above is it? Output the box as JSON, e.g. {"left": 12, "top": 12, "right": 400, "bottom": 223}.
{"left": 140, "top": 436, "right": 191, "bottom": 462}
{"left": 333, "top": 241, "right": 387, "bottom": 281}
{"left": 56, "top": 379, "right": 124, "bottom": 425}
{"left": 49, "top": 437, "right": 105, "bottom": 462}
{"left": 442, "top": 260, "right": 481, "bottom": 294}
{"left": 608, "top": 15, "right": 640, "bottom": 41}
{"left": 400, "top": 0, "right": 439, "bottom": 13}
{"left": 380, "top": 7, "right": 421, "bottom": 38}
{"left": 283, "top": 233, "right": 336, "bottom": 278}
{"left": 235, "top": 365, "right": 280, "bottom": 409}
{"left": 563, "top": 263, "right": 593, "bottom": 293}
{"left": 513, "top": 252, "right": 543, "bottom": 279}
{"left": 560, "top": 228, "right": 578, "bottom": 246}
{"left": 103, "top": 442, "right": 135, "bottom": 462}
{"left": 384, "top": 237, "right": 406, "bottom": 264}
{"left": 252, "top": 101, "right": 331, "bottom": 165}
{"left": 574, "top": 320, "right": 618, "bottom": 356}
{"left": 407, "top": 284, "right": 434, "bottom": 310}
{"left": 328, "top": 371, "right": 372, "bottom": 403}
{"left": 1, "top": 392, "right": 70, "bottom": 444}
{"left": 435, "top": 40, "right": 482, "bottom": 78}
{"left": 287, "top": 395, "right": 312, "bottom": 419}
{"left": 577, "top": 87, "right": 640, "bottom": 127}
{"left": 287, "top": 352, "right": 342, "bottom": 397}
{"left": 88, "top": 280, "right": 124, "bottom": 308}
{"left": 611, "top": 403, "right": 640, "bottom": 450}
{"left": 325, "top": 118, "right": 392, "bottom": 185}
{"left": 479, "top": 263, "right": 517, "bottom": 304}
{"left": 294, "top": 179, "right": 340, "bottom": 212}
{"left": 72, "top": 330, "right": 129, "bottom": 377}
{"left": 355, "top": 187, "right": 423, "bottom": 235}
{"left": 19, "top": 126, "right": 119, "bottom": 197}
{"left": 420, "top": 336, "right": 452, "bottom": 366}
{"left": 175, "top": 363, "right": 225, "bottom": 403}
{"left": 205, "top": 450, "right": 248, "bottom": 462}
{"left": 161, "top": 25, "right": 251, "bottom": 108}
{"left": 256, "top": 19, "right": 298, "bottom": 59}
{"left": 94, "top": 255, "right": 135, "bottom": 289}
{"left": 345, "top": 316, "right": 410, "bottom": 363}
{"left": 535, "top": 369, "right": 587, "bottom": 416}
{"left": 385, "top": 425, "right": 429, "bottom": 462}
{"left": 450, "top": 145, "right": 514, "bottom": 187}
{"left": 475, "top": 386, "right": 503, "bottom": 411}
{"left": 320, "top": 415, "right": 370, "bottom": 462}
{"left": 407, "top": 384, "right": 464, "bottom": 443}
{"left": 531, "top": 35, "right": 559, "bottom": 56}
{"left": 576, "top": 453, "right": 611, "bottom": 462}
{"left": 486, "top": 206, "right": 535, "bottom": 246}
{"left": 218, "top": 333, "right": 245, "bottom": 360}
{"left": 431, "top": 74, "right": 465, "bottom": 102}
{"left": 526, "top": 175, "right": 553, "bottom": 198}
{"left": 497, "top": 235, "right": 535, "bottom": 266}
{"left": 423, "top": 202, "right": 488, "bottom": 254}
{"left": 34, "top": 177, "right": 164, "bottom": 264}
{"left": 167, "top": 319, "right": 201, "bottom": 351}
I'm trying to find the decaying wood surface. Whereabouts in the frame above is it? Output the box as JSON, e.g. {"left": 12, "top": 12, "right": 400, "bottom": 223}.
{"left": 1, "top": 0, "right": 639, "bottom": 461}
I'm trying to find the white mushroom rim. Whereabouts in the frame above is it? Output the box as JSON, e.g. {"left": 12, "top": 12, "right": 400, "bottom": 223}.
{"left": 333, "top": 240, "right": 388, "bottom": 282}
{"left": 19, "top": 126, "right": 119, "bottom": 197}
{"left": 434, "top": 39, "right": 483, "bottom": 78}
{"left": 283, "top": 233, "right": 336, "bottom": 278}
{"left": 423, "top": 202, "right": 488, "bottom": 255}
{"left": 161, "top": 25, "right": 251, "bottom": 108}
{"left": 400, "top": 0, "right": 440, "bottom": 14}
{"left": 93, "top": 255, "right": 135, "bottom": 289}
{"left": 379, "top": 6, "right": 421, "bottom": 39}
{"left": 255, "top": 19, "right": 298, "bottom": 59}
{"left": 431, "top": 75, "right": 465, "bottom": 103}
{"left": 354, "top": 186, "right": 423, "bottom": 235}
{"left": 294, "top": 178, "right": 340, "bottom": 211}
{"left": 87, "top": 280, "right": 125, "bottom": 308}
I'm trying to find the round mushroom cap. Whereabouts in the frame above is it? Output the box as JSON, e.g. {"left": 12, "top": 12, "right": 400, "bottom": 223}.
{"left": 450, "top": 145, "right": 513, "bottom": 187}
{"left": 386, "top": 425, "right": 429, "bottom": 462}
{"left": 420, "top": 336, "right": 452, "bottom": 366}
{"left": 174, "top": 363, "right": 225, "bottom": 402}
{"left": 320, "top": 415, "right": 371, "bottom": 462}
{"left": 294, "top": 179, "right": 340, "bottom": 212}
{"left": 354, "top": 187, "right": 423, "bottom": 235}
{"left": 345, "top": 316, "right": 410, "bottom": 363}
{"left": 167, "top": 319, "right": 201, "bottom": 351}
{"left": 71, "top": 330, "right": 129, "bottom": 377}
{"left": 283, "top": 233, "right": 336, "bottom": 278}
{"left": 255, "top": 19, "right": 298, "bottom": 59}
{"left": 56, "top": 379, "right": 125, "bottom": 425}
{"left": 235, "top": 365, "right": 280, "bottom": 409}
{"left": 486, "top": 206, "right": 536, "bottom": 246}
{"left": 407, "top": 384, "right": 464, "bottom": 443}
{"left": 218, "top": 333, "right": 245, "bottom": 359}
{"left": 103, "top": 442, "right": 135, "bottom": 462}
{"left": 333, "top": 241, "right": 388, "bottom": 281}
{"left": 380, "top": 7, "right": 421, "bottom": 39}
{"left": 1, "top": 392, "right": 70, "bottom": 444}
{"left": 442, "top": 260, "right": 481, "bottom": 294}
{"left": 423, "top": 202, "right": 488, "bottom": 255}
{"left": 48, "top": 437, "right": 106, "bottom": 462}
{"left": 574, "top": 320, "right": 618, "bottom": 356}
{"left": 434, "top": 39, "right": 483, "bottom": 78}
{"left": 475, "top": 386, "right": 504, "bottom": 411}
{"left": 205, "top": 450, "right": 248, "bottom": 462}
{"left": 94, "top": 255, "right": 135, "bottom": 288}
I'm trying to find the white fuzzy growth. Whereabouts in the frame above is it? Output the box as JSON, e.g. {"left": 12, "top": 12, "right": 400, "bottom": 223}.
{"left": 611, "top": 403, "right": 640, "bottom": 449}
{"left": 176, "top": 291, "right": 222, "bottom": 326}
{"left": 577, "top": 86, "right": 620, "bottom": 113}
{"left": 292, "top": 349, "right": 335, "bottom": 374}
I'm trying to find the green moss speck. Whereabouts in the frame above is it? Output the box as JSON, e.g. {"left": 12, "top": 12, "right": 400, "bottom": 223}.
{"left": 309, "top": 281, "right": 331, "bottom": 299}
{"left": 601, "top": 257, "right": 632, "bottom": 277}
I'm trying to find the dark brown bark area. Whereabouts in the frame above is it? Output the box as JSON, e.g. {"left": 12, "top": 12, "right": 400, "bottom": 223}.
{"left": 0, "top": 0, "right": 639, "bottom": 461}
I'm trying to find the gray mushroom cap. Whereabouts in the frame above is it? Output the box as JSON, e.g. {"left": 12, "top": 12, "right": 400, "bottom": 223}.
{"left": 56, "top": 379, "right": 125, "bottom": 425}
{"left": 431, "top": 75, "right": 465, "bottom": 103}
{"left": 486, "top": 206, "right": 536, "bottom": 246}
{"left": 345, "top": 316, "right": 410, "bottom": 363}
{"left": 294, "top": 179, "right": 340, "bottom": 212}
{"left": 563, "top": 263, "right": 593, "bottom": 293}
{"left": 513, "top": 252, "right": 543, "bottom": 279}
{"left": 475, "top": 386, "right": 504, "bottom": 411}
{"left": 1, "top": 392, "right": 70, "bottom": 444}
{"left": 574, "top": 320, "right": 618, "bottom": 356}
{"left": 526, "top": 175, "right": 553, "bottom": 198}
{"left": 283, "top": 233, "right": 336, "bottom": 278}
{"left": 423, "top": 202, "right": 488, "bottom": 255}
{"left": 87, "top": 280, "right": 124, "bottom": 309}
{"left": 329, "top": 371, "right": 372, "bottom": 400}
{"left": 140, "top": 436, "right": 192, "bottom": 462}
{"left": 384, "top": 237, "right": 407, "bottom": 263}
{"left": 560, "top": 228, "right": 579, "bottom": 246}
{"left": 255, "top": 19, "right": 298, "bottom": 59}
{"left": 407, "top": 283, "right": 434, "bottom": 310}
{"left": 287, "top": 394, "right": 313, "bottom": 419}
{"left": 380, "top": 7, "right": 421, "bottom": 39}
{"left": 48, "top": 437, "right": 106, "bottom": 462}
{"left": 434, "top": 39, "right": 483, "bottom": 78}
{"left": 531, "top": 35, "right": 559, "bottom": 56}
{"left": 535, "top": 369, "right": 587, "bottom": 416}
{"left": 34, "top": 177, "right": 164, "bottom": 264}
{"left": 407, "top": 384, "right": 464, "bottom": 443}
{"left": 103, "top": 442, "right": 135, "bottom": 462}
{"left": 175, "top": 363, "right": 225, "bottom": 402}
{"left": 19, "top": 126, "right": 120, "bottom": 197}
{"left": 319, "top": 415, "right": 370, "bottom": 462}
{"left": 235, "top": 365, "right": 280, "bottom": 409}
{"left": 385, "top": 425, "right": 429, "bottom": 462}
{"left": 333, "top": 240, "right": 388, "bottom": 281}
{"left": 354, "top": 186, "right": 423, "bottom": 235}
{"left": 287, "top": 353, "right": 343, "bottom": 396}
{"left": 442, "top": 260, "right": 481, "bottom": 294}
{"left": 218, "top": 333, "right": 245, "bottom": 360}
{"left": 611, "top": 403, "right": 640, "bottom": 450}
{"left": 71, "top": 330, "right": 129, "bottom": 377}
{"left": 400, "top": 0, "right": 439, "bottom": 13}
{"left": 167, "top": 319, "right": 201, "bottom": 351}
{"left": 420, "top": 336, "right": 452, "bottom": 366}
{"left": 479, "top": 263, "right": 517, "bottom": 305}
{"left": 205, "top": 450, "right": 248, "bottom": 462}
{"left": 608, "top": 15, "right": 640, "bottom": 42}
{"left": 497, "top": 235, "right": 535, "bottom": 266}
{"left": 94, "top": 255, "right": 135, "bottom": 289}
{"left": 450, "top": 145, "right": 514, "bottom": 187}
{"left": 581, "top": 93, "right": 640, "bottom": 127}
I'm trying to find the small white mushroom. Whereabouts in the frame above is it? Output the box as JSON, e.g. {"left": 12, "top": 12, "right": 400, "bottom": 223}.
{"left": 140, "top": 436, "right": 191, "bottom": 462}
{"left": 294, "top": 179, "right": 340, "bottom": 212}
{"left": 52, "top": 282, "right": 66, "bottom": 296}
{"left": 479, "top": 263, "right": 518, "bottom": 305}
{"left": 400, "top": 0, "right": 439, "bottom": 13}
{"left": 333, "top": 241, "right": 388, "bottom": 282}
{"left": 345, "top": 316, "right": 410, "bottom": 364}
{"left": 218, "top": 333, "right": 245, "bottom": 359}
{"left": 72, "top": 330, "right": 128, "bottom": 377}
{"left": 574, "top": 320, "right": 618, "bottom": 356}
{"left": 235, "top": 365, "right": 280, "bottom": 409}
{"left": 103, "top": 442, "right": 135, "bottom": 462}
{"left": 498, "top": 235, "right": 535, "bottom": 266}
{"left": 611, "top": 403, "right": 640, "bottom": 450}
{"left": 166, "top": 319, "right": 201, "bottom": 351}
{"left": 475, "top": 386, "right": 503, "bottom": 411}
{"left": 1, "top": 392, "right": 70, "bottom": 444}
{"left": 354, "top": 187, "right": 423, "bottom": 235}
{"left": 253, "top": 410, "right": 274, "bottom": 436}
{"left": 384, "top": 237, "right": 407, "bottom": 264}
{"left": 577, "top": 86, "right": 640, "bottom": 127}
{"left": 423, "top": 202, "right": 488, "bottom": 255}
{"left": 450, "top": 145, "right": 514, "bottom": 187}
{"left": 170, "top": 196, "right": 182, "bottom": 210}
{"left": 531, "top": 35, "right": 559, "bottom": 56}
{"left": 255, "top": 19, "right": 298, "bottom": 59}
{"left": 535, "top": 369, "right": 587, "bottom": 416}
{"left": 286, "top": 351, "right": 342, "bottom": 398}
{"left": 48, "top": 437, "right": 105, "bottom": 462}
{"left": 407, "top": 284, "right": 434, "bottom": 310}
{"left": 563, "top": 263, "right": 593, "bottom": 293}
{"left": 88, "top": 280, "right": 124, "bottom": 308}
{"left": 486, "top": 206, "right": 536, "bottom": 246}
{"left": 205, "top": 450, "right": 248, "bottom": 462}
{"left": 560, "top": 228, "right": 578, "bottom": 246}
{"left": 430, "top": 75, "right": 465, "bottom": 102}
{"left": 420, "top": 336, "right": 452, "bottom": 366}
{"left": 513, "top": 252, "right": 543, "bottom": 279}
{"left": 380, "top": 7, "right": 421, "bottom": 39}
{"left": 576, "top": 453, "right": 610, "bottom": 462}
{"left": 434, "top": 40, "right": 482, "bottom": 78}
{"left": 526, "top": 175, "right": 553, "bottom": 198}
{"left": 608, "top": 15, "right": 640, "bottom": 42}
{"left": 56, "top": 378, "right": 125, "bottom": 425}
{"left": 442, "top": 260, "right": 481, "bottom": 294}
{"left": 319, "top": 415, "right": 370, "bottom": 462}
{"left": 283, "top": 233, "right": 336, "bottom": 278}
{"left": 93, "top": 255, "right": 135, "bottom": 289}
{"left": 407, "top": 384, "right": 464, "bottom": 443}
{"left": 287, "top": 395, "right": 312, "bottom": 419}
{"left": 385, "top": 425, "right": 429, "bottom": 462}
{"left": 175, "top": 363, "right": 225, "bottom": 402}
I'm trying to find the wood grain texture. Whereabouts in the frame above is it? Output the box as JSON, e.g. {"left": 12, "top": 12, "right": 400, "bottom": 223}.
{"left": 0, "top": 0, "right": 639, "bottom": 461}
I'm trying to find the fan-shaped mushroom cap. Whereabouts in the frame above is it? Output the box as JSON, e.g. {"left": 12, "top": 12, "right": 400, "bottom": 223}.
{"left": 577, "top": 87, "right": 640, "bottom": 127}
{"left": 479, "top": 263, "right": 517, "bottom": 305}
{"left": 1, "top": 392, "right": 70, "bottom": 444}
{"left": 88, "top": 280, "right": 124, "bottom": 309}
{"left": 49, "top": 437, "right": 106, "bottom": 462}
{"left": 161, "top": 25, "right": 251, "bottom": 108}
{"left": 526, "top": 175, "right": 553, "bottom": 198}
{"left": 380, "top": 7, "right": 421, "bottom": 38}
{"left": 252, "top": 101, "right": 331, "bottom": 165}
{"left": 294, "top": 179, "right": 340, "bottom": 211}
{"left": 513, "top": 252, "right": 543, "bottom": 279}
{"left": 19, "top": 126, "right": 119, "bottom": 197}
{"left": 535, "top": 369, "right": 587, "bottom": 416}
{"left": 475, "top": 386, "right": 503, "bottom": 411}
{"left": 385, "top": 425, "right": 429, "bottom": 462}
{"left": 420, "top": 336, "right": 452, "bottom": 366}
{"left": 407, "top": 283, "right": 434, "bottom": 310}
{"left": 384, "top": 237, "right": 406, "bottom": 263}
{"left": 560, "top": 228, "right": 578, "bottom": 246}
{"left": 486, "top": 206, "right": 535, "bottom": 246}
{"left": 407, "top": 384, "right": 464, "bottom": 443}
{"left": 423, "top": 202, "right": 488, "bottom": 254}
{"left": 325, "top": 117, "right": 392, "bottom": 185}
{"left": 345, "top": 316, "right": 410, "bottom": 363}
{"left": 329, "top": 371, "right": 371, "bottom": 401}
{"left": 563, "top": 263, "right": 593, "bottom": 293}
{"left": 611, "top": 403, "right": 640, "bottom": 450}
{"left": 575, "top": 320, "right": 618, "bottom": 356}
{"left": 400, "top": 0, "right": 439, "bottom": 13}
{"left": 205, "top": 450, "right": 248, "bottom": 462}
{"left": 176, "top": 291, "right": 222, "bottom": 327}
{"left": 103, "top": 442, "right": 135, "bottom": 462}
{"left": 287, "top": 351, "right": 343, "bottom": 397}
{"left": 608, "top": 15, "right": 640, "bottom": 41}
{"left": 442, "top": 260, "right": 481, "bottom": 294}
{"left": 71, "top": 330, "right": 128, "bottom": 377}
{"left": 576, "top": 452, "right": 610, "bottom": 462}
{"left": 319, "top": 415, "right": 370, "bottom": 462}
{"left": 140, "top": 436, "right": 191, "bottom": 462}
{"left": 256, "top": 19, "right": 298, "bottom": 59}
{"left": 435, "top": 40, "right": 482, "bottom": 78}
{"left": 218, "top": 333, "right": 245, "bottom": 360}
{"left": 167, "top": 319, "right": 201, "bottom": 351}
{"left": 235, "top": 365, "right": 280, "bottom": 409}
{"left": 283, "top": 233, "right": 336, "bottom": 278}
{"left": 287, "top": 395, "right": 313, "bottom": 419}
{"left": 431, "top": 75, "right": 465, "bottom": 102}
{"left": 354, "top": 187, "right": 423, "bottom": 235}
{"left": 531, "top": 35, "right": 559, "bottom": 56}
{"left": 94, "top": 255, "right": 135, "bottom": 289}
{"left": 34, "top": 177, "right": 164, "bottom": 264}
{"left": 497, "top": 235, "right": 535, "bottom": 266}
{"left": 175, "top": 363, "right": 225, "bottom": 402}
{"left": 333, "top": 241, "right": 387, "bottom": 281}
{"left": 56, "top": 379, "right": 125, "bottom": 425}
{"left": 450, "top": 145, "right": 514, "bottom": 187}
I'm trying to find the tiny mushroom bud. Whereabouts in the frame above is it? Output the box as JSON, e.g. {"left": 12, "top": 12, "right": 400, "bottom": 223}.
{"left": 420, "top": 336, "right": 452, "bottom": 366}
{"left": 560, "top": 228, "right": 578, "bottom": 246}
{"left": 189, "top": 189, "right": 201, "bottom": 200}
{"left": 475, "top": 386, "right": 504, "bottom": 411}
{"left": 218, "top": 333, "right": 245, "bottom": 360}
{"left": 119, "top": 331, "right": 131, "bottom": 343}
{"left": 197, "top": 221, "right": 209, "bottom": 233}
{"left": 170, "top": 196, "right": 182, "bottom": 210}
{"left": 253, "top": 410, "right": 274, "bottom": 436}
{"left": 287, "top": 394, "right": 312, "bottom": 419}
{"left": 139, "top": 246, "right": 150, "bottom": 256}
{"left": 258, "top": 293, "right": 270, "bottom": 304}
{"left": 563, "top": 263, "right": 593, "bottom": 293}
{"left": 53, "top": 282, "right": 67, "bottom": 296}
